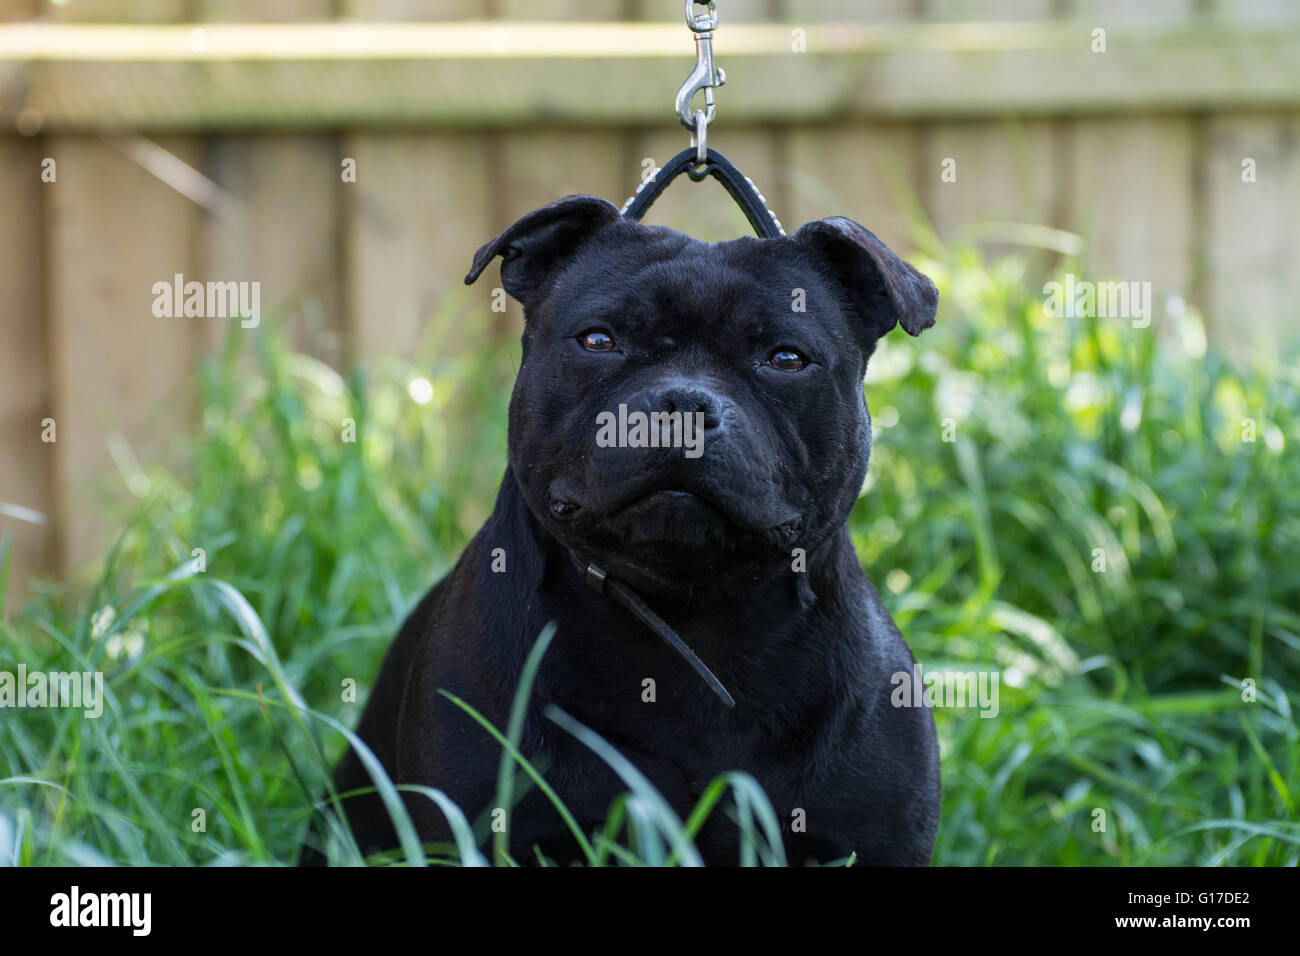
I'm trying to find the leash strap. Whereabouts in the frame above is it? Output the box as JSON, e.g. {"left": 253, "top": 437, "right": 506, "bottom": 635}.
{"left": 620, "top": 147, "right": 785, "bottom": 240}
{"left": 569, "top": 549, "right": 737, "bottom": 709}
{"left": 563, "top": 7, "right": 770, "bottom": 712}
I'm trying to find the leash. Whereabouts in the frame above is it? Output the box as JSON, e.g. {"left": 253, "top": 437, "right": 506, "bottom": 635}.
{"left": 619, "top": 1, "right": 785, "bottom": 240}
{"left": 622, "top": 147, "right": 784, "bottom": 239}
{"left": 572, "top": 2, "right": 797, "bottom": 711}
{"left": 568, "top": 549, "right": 736, "bottom": 709}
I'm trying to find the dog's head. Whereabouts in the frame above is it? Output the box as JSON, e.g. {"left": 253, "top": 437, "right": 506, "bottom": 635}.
{"left": 466, "top": 195, "right": 937, "bottom": 597}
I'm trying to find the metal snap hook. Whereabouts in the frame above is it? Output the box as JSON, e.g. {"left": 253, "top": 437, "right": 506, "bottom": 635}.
{"left": 675, "top": 0, "right": 726, "bottom": 137}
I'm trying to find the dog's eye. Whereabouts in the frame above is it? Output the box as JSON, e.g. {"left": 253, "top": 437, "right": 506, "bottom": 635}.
{"left": 578, "top": 329, "right": 616, "bottom": 352}
{"left": 768, "top": 349, "right": 807, "bottom": 371}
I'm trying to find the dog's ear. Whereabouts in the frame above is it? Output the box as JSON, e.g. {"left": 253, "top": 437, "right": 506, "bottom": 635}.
{"left": 464, "top": 194, "right": 621, "bottom": 304}
{"left": 794, "top": 217, "right": 937, "bottom": 339}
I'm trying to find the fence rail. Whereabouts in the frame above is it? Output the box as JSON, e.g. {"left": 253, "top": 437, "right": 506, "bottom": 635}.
{"left": 3, "top": 21, "right": 1300, "bottom": 129}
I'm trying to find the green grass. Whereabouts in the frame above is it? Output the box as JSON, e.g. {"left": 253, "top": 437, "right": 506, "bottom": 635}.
{"left": 1, "top": 243, "right": 1297, "bottom": 866}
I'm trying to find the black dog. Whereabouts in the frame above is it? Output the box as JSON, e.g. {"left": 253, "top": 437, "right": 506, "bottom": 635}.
{"left": 308, "top": 195, "right": 941, "bottom": 866}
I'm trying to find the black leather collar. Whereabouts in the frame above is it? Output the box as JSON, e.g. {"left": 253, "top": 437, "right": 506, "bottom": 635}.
{"left": 568, "top": 549, "right": 736, "bottom": 709}
{"left": 620, "top": 147, "right": 784, "bottom": 240}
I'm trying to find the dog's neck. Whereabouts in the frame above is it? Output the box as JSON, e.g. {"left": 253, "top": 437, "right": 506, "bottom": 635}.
{"left": 481, "top": 467, "right": 862, "bottom": 708}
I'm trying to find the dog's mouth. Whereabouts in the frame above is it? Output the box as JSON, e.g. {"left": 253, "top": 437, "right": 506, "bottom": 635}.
{"left": 617, "top": 486, "right": 721, "bottom": 514}
{"left": 573, "top": 479, "right": 748, "bottom": 540}
{"left": 540, "top": 477, "right": 804, "bottom": 599}
{"left": 547, "top": 480, "right": 724, "bottom": 521}
{"left": 547, "top": 479, "right": 799, "bottom": 558}
{"left": 600, "top": 483, "right": 731, "bottom": 549}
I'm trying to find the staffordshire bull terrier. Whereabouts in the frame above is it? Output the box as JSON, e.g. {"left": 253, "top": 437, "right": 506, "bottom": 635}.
{"left": 306, "top": 194, "right": 941, "bottom": 866}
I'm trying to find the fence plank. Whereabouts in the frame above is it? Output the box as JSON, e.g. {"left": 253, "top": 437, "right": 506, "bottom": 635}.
{"left": 1202, "top": 112, "right": 1300, "bottom": 356}
{"left": 500, "top": 0, "right": 623, "bottom": 17}
{"left": 919, "top": 0, "right": 1056, "bottom": 264}
{"left": 785, "top": 122, "right": 921, "bottom": 255}
{"left": 38, "top": 0, "right": 199, "bottom": 579}
{"left": 341, "top": 0, "right": 486, "bottom": 20}
{"left": 1201, "top": 3, "right": 1300, "bottom": 352}
{"left": 197, "top": 0, "right": 337, "bottom": 17}
{"left": 340, "top": 0, "right": 490, "bottom": 363}
{"left": 203, "top": 134, "right": 344, "bottom": 362}
{"left": 777, "top": 0, "right": 916, "bottom": 19}
{"left": 1066, "top": 0, "right": 1195, "bottom": 21}
{"left": 0, "top": 135, "right": 49, "bottom": 611}
{"left": 343, "top": 132, "right": 495, "bottom": 362}
{"left": 45, "top": 0, "right": 188, "bottom": 21}
{"left": 46, "top": 136, "right": 201, "bottom": 575}
{"left": 1068, "top": 114, "right": 1193, "bottom": 301}
{"left": 198, "top": 1, "right": 342, "bottom": 364}
{"left": 918, "top": 117, "right": 1061, "bottom": 248}
{"left": 0, "top": 0, "right": 35, "bottom": 22}
{"left": 923, "top": 0, "right": 1050, "bottom": 19}
{"left": 1208, "top": 0, "right": 1299, "bottom": 19}
{"left": 1065, "top": 0, "right": 1196, "bottom": 329}
{"left": 631, "top": 0, "right": 775, "bottom": 21}
{"left": 779, "top": 1, "right": 921, "bottom": 253}
{"left": 497, "top": 129, "right": 630, "bottom": 212}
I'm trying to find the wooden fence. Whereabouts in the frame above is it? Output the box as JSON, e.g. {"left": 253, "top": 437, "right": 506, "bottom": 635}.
{"left": 2, "top": 0, "right": 1299, "bottom": 610}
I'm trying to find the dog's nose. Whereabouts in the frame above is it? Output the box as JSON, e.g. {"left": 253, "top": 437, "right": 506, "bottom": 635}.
{"left": 648, "top": 381, "right": 727, "bottom": 430}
